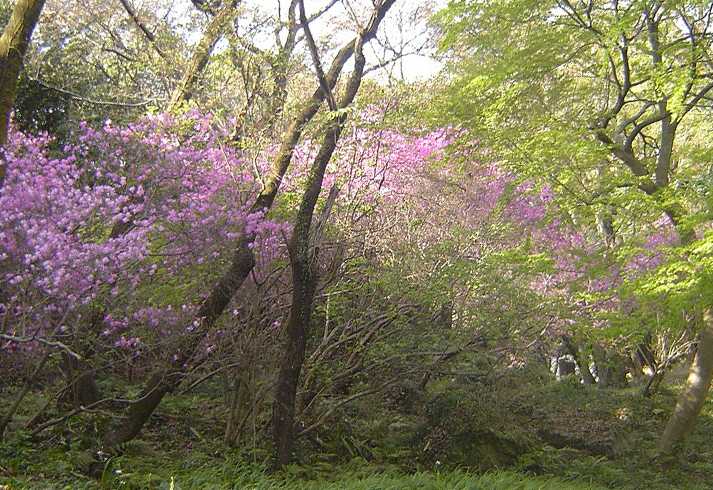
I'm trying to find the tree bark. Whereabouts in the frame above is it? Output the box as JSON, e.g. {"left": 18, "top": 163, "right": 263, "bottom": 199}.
{"left": 272, "top": 247, "right": 318, "bottom": 467}
{"left": 58, "top": 354, "right": 100, "bottom": 409}
{"left": 271, "top": 92, "right": 351, "bottom": 470}
{"left": 0, "top": 0, "right": 46, "bottom": 186}
{"left": 593, "top": 344, "right": 628, "bottom": 388}
{"left": 102, "top": 236, "right": 256, "bottom": 447}
{"left": 656, "top": 218, "right": 705, "bottom": 448}
{"left": 658, "top": 309, "right": 713, "bottom": 455}
{"left": 117, "top": 0, "right": 165, "bottom": 59}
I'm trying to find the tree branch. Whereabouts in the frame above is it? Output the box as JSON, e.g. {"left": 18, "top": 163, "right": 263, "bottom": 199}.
{"left": 0, "top": 333, "right": 82, "bottom": 360}
{"left": 117, "top": 0, "right": 166, "bottom": 58}
{"left": 298, "top": 0, "right": 337, "bottom": 111}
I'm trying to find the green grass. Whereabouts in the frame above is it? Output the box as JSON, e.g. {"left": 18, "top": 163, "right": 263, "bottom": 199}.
{"left": 174, "top": 468, "right": 608, "bottom": 490}
{"left": 0, "top": 433, "right": 608, "bottom": 490}
{"left": 1, "top": 465, "right": 609, "bottom": 490}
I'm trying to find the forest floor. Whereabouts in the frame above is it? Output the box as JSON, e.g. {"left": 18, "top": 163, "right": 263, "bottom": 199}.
{"left": 1, "top": 375, "right": 713, "bottom": 489}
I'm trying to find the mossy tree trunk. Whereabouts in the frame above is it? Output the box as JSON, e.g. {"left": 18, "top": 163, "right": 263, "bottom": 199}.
{"left": 271, "top": 0, "right": 396, "bottom": 468}
{"left": 658, "top": 309, "right": 713, "bottom": 455}
{"left": 0, "top": 0, "right": 46, "bottom": 187}
{"left": 168, "top": 0, "right": 241, "bottom": 109}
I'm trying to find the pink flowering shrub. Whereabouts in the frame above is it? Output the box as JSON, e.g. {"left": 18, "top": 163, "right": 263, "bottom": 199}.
{"left": 0, "top": 112, "right": 287, "bottom": 353}
{"left": 0, "top": 105, "right": 456, "bottom": 361}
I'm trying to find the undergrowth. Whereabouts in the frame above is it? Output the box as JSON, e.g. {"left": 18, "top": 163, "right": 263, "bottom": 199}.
{"left": 2, "top": 376, "right": 713, "bottom": 489}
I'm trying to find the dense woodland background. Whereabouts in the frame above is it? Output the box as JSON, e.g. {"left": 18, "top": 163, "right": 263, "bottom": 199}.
{"left": 1, "top": 0, "right": 713, "bottom": 488}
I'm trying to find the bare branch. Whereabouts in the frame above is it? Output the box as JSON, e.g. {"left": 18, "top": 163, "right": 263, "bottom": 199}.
{"left": 297, "top": 372, "right": 408, "bottom": 437}
{"left": 677, "top": 80, "right": 713, "bottom": 122}
{"left": 307, "top": 0, "right": 339, "bottom": 23}
{"left": 28, "top": 76, "right": 160, "bottom": 107}
{"left": 624, "top": 108, "right": 668, "bottom": 151}
{"left": 0, "top": 333, "right": 82, "bottom": 360}
{"left": 117, "top": 0, "right": 166, "bottom": 58}
{"left": 298, "top": 0, "right": 337, "bottom": 111}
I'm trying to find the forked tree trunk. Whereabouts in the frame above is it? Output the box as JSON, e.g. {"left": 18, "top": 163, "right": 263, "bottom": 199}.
{"left": 0, "top": 0, "right": 46, "bottom": 186}
{"left": 658, "top": 309, "right": 713, "bottom": 455}
{"left": 272, "top": 0, "right": 395, "bottom": 467}
{"left": 272, "top": 110, "right": 351, "bottom": 468}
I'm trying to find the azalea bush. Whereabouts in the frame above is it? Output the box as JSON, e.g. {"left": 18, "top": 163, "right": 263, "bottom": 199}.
{"left": 0, "top": 112, "right": 287, "bottom": 366}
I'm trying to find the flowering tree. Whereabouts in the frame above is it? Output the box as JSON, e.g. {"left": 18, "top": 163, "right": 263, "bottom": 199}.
{"left": 0, "top": 111, "right": 286, "bottom": 437}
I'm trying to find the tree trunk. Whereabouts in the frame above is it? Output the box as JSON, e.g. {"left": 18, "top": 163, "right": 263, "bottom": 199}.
{"left": 593, "top": 344, "right": 628, "bottom": 388}
{"left": 0, "top": 0, "right": 46, "bottom": 186}
{"left": 272, "top": 255, "right": 317, "bottom": 467}
{"left": 102, "top": 236, "right": 256, "bottom": 447}
{"left": 629, "top": 350, "right": 645, "bottom": 381}
{"left": 58, "top": 354, "right": 100, "bottom": 409}
{"left": 658, "top": 309, "right": 713, "bottom": 455}
{"left": 561, "top": 335, "right": 596, "bottom": 385}
{"left": 636, "top": 334, "right": 657, "bottom": 375}
{"left": 642, "top": 368, "right": 665, "bottom": 398}
{"left": 656, "top": 215, "right": 705, "bottom": 448}
{"left": 271, "top": 117, "right": 347, "bottom": 466}
{"left": 271, "top": 1, "right": 394, "bottom": 466}
{"left": 101, "top": 25, "right": 365, "bottom": 448}
{"left": 168, "top": 0, "right": 241, "bottom": 109}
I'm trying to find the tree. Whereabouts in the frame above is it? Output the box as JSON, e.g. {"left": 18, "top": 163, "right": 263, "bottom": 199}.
{"left": 0, "top": 111, "right": 288, "bottom": 436}
{"left": 100, "top": 1, "right": 402, "bottom": 449}
{"left": 168, "top": 0, "right": 242, "bottom": 109}
{"left": 435, "top": 0, "right": 713, "bottom": 451}
{"left": 271, "top": 0, "right": 398, "bottom": 467}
